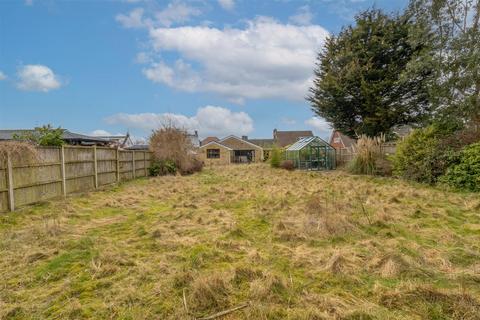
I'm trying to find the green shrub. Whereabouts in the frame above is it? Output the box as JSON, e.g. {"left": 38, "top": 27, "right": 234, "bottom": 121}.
{"left": 440, "top": 143, "right": 480, "bottom": 191}
{"left": 14, "top": 125, "right": 65, "bottom": 146}
{"left": 149, "top": 160, "right": 177, "bottom": 176}
{"left": 270, "top": 147, "right": 281, "bottom": 168}
{"left": 392, "top": 126, "right": 456, "bottom": 184}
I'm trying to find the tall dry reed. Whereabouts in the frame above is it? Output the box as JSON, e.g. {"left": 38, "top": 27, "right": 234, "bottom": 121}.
{"left": 347, "top": 134, "right": 386, "bottom": 175}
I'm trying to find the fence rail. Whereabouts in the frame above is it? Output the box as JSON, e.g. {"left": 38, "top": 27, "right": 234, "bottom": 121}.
{"left": 0, "top": 146, "right": 152, "bottom": 213}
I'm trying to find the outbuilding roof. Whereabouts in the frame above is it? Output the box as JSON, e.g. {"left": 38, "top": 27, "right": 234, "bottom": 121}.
{"left": 286, "top": 136, "right": 333, "bottom": 151}
{"left": 0, "top": 129, "right": 110, "bottom": 143}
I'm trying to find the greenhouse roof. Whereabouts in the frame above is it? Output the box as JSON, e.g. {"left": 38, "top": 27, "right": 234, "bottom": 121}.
{"left": 286, "top": 136, "right": 333, "bottom": 151}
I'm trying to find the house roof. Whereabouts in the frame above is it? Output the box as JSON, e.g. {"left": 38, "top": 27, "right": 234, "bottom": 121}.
{"left": 286, "top": 136, "right": 334, "bottom": 151}
{"left": 0, "top": 129, "right": 110, "bottom": 143}
{"left": 219, "top": 135, "right": 263, "bottom": 150}
{"left": 200, "top": 136, "right": 219, "bottom": 146}
{"left": 248, "top": 138, "right": 276, "bottom": 149}
{"left": 275, "top": 130, "right": 313, "bottom": 147}
{"left": 330, "top": 130, "right": 356, "bottom": 149}
{"left": 199, "top": 140, "right": 233, "bottom": 150}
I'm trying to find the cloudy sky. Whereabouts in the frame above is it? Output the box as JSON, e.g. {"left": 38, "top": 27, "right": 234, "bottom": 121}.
{"left": 0, "top": 0, "right": 407, "bottom": 141}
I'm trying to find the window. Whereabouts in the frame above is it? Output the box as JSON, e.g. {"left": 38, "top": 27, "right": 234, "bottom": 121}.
{"left": 333, "top": 137, "right": 341, "bottom": 143}
{"left": 207, "top": 149, "right": 220, "bottom": 159}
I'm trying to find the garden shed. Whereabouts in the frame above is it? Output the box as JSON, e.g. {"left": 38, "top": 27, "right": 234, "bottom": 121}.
{"left": 285, "top": 136, "right": 336, "bottom": 170}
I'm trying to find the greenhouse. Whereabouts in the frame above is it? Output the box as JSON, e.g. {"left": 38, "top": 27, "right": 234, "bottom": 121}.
{"left": 285, "top": 136, "right": 336, "bottom": 170}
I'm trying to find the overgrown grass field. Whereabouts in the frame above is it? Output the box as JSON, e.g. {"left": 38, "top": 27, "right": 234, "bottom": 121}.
{"left": 1, "top": 165, "right": 479, "bottom": 319}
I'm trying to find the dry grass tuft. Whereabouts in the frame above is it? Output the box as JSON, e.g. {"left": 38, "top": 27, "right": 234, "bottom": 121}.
{"left": 1, "top": 164, "right": 480, "bottom": 319}
{"left": 188, "top": 273, "right": 231, "bottom": 314}
{"left": 233, "top": 266, "right": 263, "bottom": 285}
{"left": 380, "top": 286, "right": 480, "bottom": 320}
{"left": 372, "top": 253, "right": 412, "bottom": 278}
{"left": 249, "top": 272, "right": 289, "bottom": 303}
{"left": 324, "top": 251, "right": 357, "bottom": 275}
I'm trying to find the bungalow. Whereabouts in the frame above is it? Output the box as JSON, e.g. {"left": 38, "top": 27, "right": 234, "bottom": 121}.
{"left": 248, "top": 129, "right": 314, "bottom": 160}
{"left": 198, "top": 135, "right": 264, "bottom": 165}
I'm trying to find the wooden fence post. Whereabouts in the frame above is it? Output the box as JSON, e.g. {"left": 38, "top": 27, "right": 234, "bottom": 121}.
{"left": 60, "top": 145, "right": 67, "bottom": 197}
{"left": 93, "top": 146, "right": 98, "bottom": 189}
{"left": 116, "top": 148, "right": 120, "bottom": 183}
{"left": 6, "top": 153, "right": 15, "bottom": 212}
{"left": 132, "top": 150, "right": 136, "bottom": 179}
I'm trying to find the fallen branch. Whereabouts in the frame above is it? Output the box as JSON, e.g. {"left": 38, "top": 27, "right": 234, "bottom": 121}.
{"left": 183, "top": 288, "right": 189, "bottom": 314}
{"left": 196, "top": 303, "right": 250, "bottom": 320}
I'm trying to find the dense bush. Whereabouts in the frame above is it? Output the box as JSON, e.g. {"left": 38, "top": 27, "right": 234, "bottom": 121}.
{"left": 392, "top": 126, "right": 456, "bottom": 184}
{"left": 149, "top": 124, "right": 203, "bottom": 175}
{"left": 270, "top": 147, "right": 281, "bottom": 168}
{"left": 14, "top": 125, "right": 64, "bottom": 146}
{"left": 280, "top": 160, "right": 294, "bottom": 171}
{"left": 149, "top": 160, "right": 177, "bottom": 176}
{"left": 440, "top": 143, "right": 480, "bottom": 192}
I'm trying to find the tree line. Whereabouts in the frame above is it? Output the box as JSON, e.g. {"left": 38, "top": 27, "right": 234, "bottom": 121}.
{"left": 309, "top": 0, "right": 479, "bottom": 139}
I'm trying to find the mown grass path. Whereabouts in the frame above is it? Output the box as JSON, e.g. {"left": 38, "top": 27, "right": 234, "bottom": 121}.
{"left": 1, "top": 164, "right": 479, "bottom": 319}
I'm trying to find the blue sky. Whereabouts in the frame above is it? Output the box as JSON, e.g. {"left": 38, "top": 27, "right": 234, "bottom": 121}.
{"left": 0, "top": 0, "right": 408, "bottom": 142}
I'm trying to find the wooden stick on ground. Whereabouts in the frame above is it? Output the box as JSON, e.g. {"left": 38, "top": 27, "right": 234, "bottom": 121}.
{"left": 183, "top": 288, "right": 189, "bottom": 314}
{"left": 196, "top": 303, "right": 250, "bottom": 320}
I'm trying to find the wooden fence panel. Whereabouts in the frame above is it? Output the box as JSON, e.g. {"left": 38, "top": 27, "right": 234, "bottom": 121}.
{"left": 12, "top": 147, "right": 63, "bottom": 208}
{"left": 0, "top": 146, "right": 153, "bottom": 213}
{"left": 134, "top": 152, "right": 146, "bottom": 177}
{"left": 145, "top": 152, "right": 152, "bottom": 173}
{"left": 96, "top": 148, "right": 117, "bottom": 186}
{"left": 119, "top": 150, "right": 133, "bottom": 181}
{"left": 64, "top": 146, "right": 95, "bottom": 193}
{"left": 0, "top": 161, "right": 7, "bottom": 212}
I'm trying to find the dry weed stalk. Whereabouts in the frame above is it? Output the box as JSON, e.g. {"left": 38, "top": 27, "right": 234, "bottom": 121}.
{"left": 0, "top": 141, "right": 38, "bottom": 164}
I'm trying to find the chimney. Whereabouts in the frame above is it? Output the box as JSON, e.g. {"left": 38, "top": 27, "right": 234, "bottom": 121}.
{"left": 273, "top": 128, "right": 277, "bottom": 139}
{"left": 194, "top": 130, "right": 198, "bottom": 137}
{"left": 242, "top": 135, "right": 248, "bottom": 141}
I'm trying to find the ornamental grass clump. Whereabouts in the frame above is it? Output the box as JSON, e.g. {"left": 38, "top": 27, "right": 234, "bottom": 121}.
{"left": 348, "top": 134, "right": 386, "bottom": 175}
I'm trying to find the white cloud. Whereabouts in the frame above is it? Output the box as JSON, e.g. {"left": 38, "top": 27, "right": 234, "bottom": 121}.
{"left": 105, "top": 106, "right": 253, "bottom": 137}
{"left": 117, "top": 2, "right": 201, "bottom": 29}
{"left": 116, "top": 8, "right": 150, "bottom": 28}
{"left": 218, "top": 0, "right": 235, "bottom": 11}
{"left": 90, "top": 129, "right": 112, "bottom": 136}
{"left": 135, "top": 52, "right": 152, "bottom": 64}
{"left": 155, "top": 1, "right": 201, "bottom": 27}
{"left": 281, "top": 117, "right": 297, "bottom": 125}
{"left": 0, "top": 71, "right": 6, "bottom": 80}
{"left": 142, "top": 17, "right": 328, "bottom": 102}
{"left": 305, "top": 117, "right": 332, "bottom": 135}
{"left": 289, "top": 5, "right": 313, "bottom": 25}
{"left": 16, "top": 65, "right": 62, "bottom": 92}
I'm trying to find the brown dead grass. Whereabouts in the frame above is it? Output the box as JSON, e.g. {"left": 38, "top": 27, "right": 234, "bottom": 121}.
{"left": 1, "top": 164, "right": 480, "bottom": 319}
